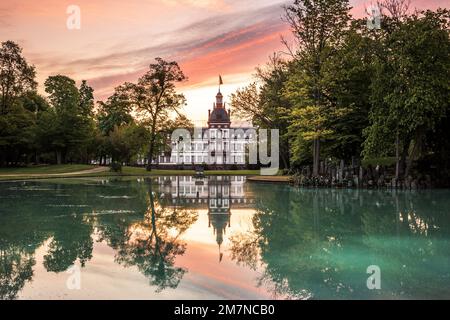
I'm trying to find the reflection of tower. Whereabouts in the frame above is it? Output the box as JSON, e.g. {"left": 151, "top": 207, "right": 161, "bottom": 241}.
{"left": 207, "top": 176, "right": 231, "bottom": 262}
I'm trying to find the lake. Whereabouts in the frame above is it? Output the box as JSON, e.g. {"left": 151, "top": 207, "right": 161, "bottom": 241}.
{"left": 1, "top": 176, "right": 450, "bottom": 300}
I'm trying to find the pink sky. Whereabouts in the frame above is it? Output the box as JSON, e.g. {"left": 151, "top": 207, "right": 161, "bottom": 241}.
{"left": 0, "top": 0, "right": 447, "bottom": 121}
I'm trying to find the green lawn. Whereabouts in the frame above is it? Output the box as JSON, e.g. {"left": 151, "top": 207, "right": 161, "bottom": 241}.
{"left": 0, "top": 165, "right": 261, "bottom": 181}
{"left": 362, "top": 157, "right": 397, "bottom": 168}
{"left": 0, "top": 164, "right": 95, "bottom": 175}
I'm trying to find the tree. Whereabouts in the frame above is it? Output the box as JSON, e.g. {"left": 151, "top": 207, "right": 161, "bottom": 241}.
{"left": 43, "top": 75, "right": 94, "bottom": 164}
{"left": 17, "top": 92, "right": 51, "bottom": 164}
{"left": 97, "top": 85, "right": 134, "bottom": 135}
{"left": 0, "top": 103, "right": 35, "bottom": 166}
{"left": 283, "top": 0, "right": 352, "bottom": 175}
{"left": 0, "top": 41, "right": 38, "bottom": 166}
{"left": 106, "top": 123, "right": 150, "bottom": 165}
{"left": 79, "top": 80, "right": 94, "bottom": 117}
{"left": 154, "top": 114, "right": 194, "bottom": 162}
{"left": 378, "top": 0, "right": 411, "bottom": 21}
{"left": 0, "top": 41, "right": 37, "bottom": 114}
{"left": 230, "top": 55, "right": 292, "bottom": 169}
{"left": 320, "top": 21, "right": 375, "bottom": 161}
{"left": 126, "top": 58, "right": 187, "bottom": 171}
{"left": 231, "top": 83, "right": 270, "bottom": 127}
{"left": 364, "top": 9, "right": 450, "bottom": 178}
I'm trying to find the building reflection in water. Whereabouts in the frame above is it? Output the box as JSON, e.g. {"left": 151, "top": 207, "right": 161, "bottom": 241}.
{"left": 157, "top": 176, "right": 254, "bottom": 261}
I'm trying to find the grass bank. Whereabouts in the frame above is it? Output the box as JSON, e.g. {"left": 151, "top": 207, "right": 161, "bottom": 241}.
{"left": 0, "top": 165, "right": 261, "bottom": 181}
{"left": 0, "top": 164, "right": 95, "bottom": 175}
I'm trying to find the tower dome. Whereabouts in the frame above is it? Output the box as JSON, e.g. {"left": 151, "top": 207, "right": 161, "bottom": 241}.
{"left": 208, "top": 89, "right": 230, "bottom": 128}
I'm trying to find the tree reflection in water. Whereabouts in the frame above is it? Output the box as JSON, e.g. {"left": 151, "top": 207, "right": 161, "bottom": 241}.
{"left": 1, "top": 179, "right": 450, "bottom": 299}
{"left": 0, "top": 178, "right": 198, "bottom": 299}
{"left": 43, "top": 215, "right": 94, "bottom": 273}
{"left": 110, "top": 182, "right": 198, "bottom": 292}
{"left": 229, "top": 186, "right": 450, "bottom": 299}
{"left": 0, "top": 245, "right": 35, "bottom": 300}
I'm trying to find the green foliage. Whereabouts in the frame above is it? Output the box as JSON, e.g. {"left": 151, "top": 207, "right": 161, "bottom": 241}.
{"left": 230, "top": 55, "right": 292, "bottom": 168}
{"left": 362, "top": 157, "right": 397, "bottom": 168}
{"left": 1, "top": 5, "right": 449, "bottom": 179}
{"left": 106, "top": 124, "right": 150, "bottom": 164}
{"left": 283, "top": 0, "right": 352, "bottom": 172}
{"left": 230, "top": 3, "right": 449, "bottom": 179}
{"left": 0, "top": 41, "right": 37, "bottom": 114}
{"left": 97, "top": 85, "right": 134, "bottom": 135}
{"left": 0, "top": 104, "right": 35, "bottom": 159}
{"left": 39, "top": 75, "right": 96, "bottom": 164}
{"left": 363, "top": 9, "right": 450, "bottom": 176}
{"left": 94, "top": 59, "right": 190, "bottom": 168}
{"left": 110, "top": 161, "right": 123, "bottom": 173}
{"left": 124, "top": 58, "right": 187, "bottom": 170}
{"left": 79, "top": 80, "right": 94, "bottom": 117}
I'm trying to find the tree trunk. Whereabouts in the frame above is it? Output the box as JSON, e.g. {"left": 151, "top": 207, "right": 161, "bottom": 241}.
{"left": 405, "top": 131, "right": 423, "bottom": 177}
{"left": 147, "top": 137, "right": 155, "bottom": 172}
{"left": 395, "top": 131, "right": 400, "bottom": 180}
{"left": 56, "top": 151, "right": 62, "bottom": 165}
{"left": 62, "top": 150, "right": 67, "bottom": 164}
{"left": 399, "top": 143, "right": 408, "bottom": 179}
{"left": 0, "top": 150, "right": 5, "bottom": 167}
{"left": 146, "top": 117, "right": 158, "bottom": 172}
{"left": 313, "top": 138, "right": 320, "bottom": 176}
{"left": 280, "top": 140, "right": 290, "bottom": 170}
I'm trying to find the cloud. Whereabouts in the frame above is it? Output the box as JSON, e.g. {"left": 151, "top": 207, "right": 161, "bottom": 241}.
{"left": 0, "top": 6, "right": 11, "bottom": 28}
{"left": 30, "top": 2, "right": 289, "bottom": 100}
{"left": 160, "top": 0, "right": 228, "bottom": 9}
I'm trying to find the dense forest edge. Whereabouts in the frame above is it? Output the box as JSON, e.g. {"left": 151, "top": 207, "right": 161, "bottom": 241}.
{"left": 1, "top": 0, "right": 449, "bottom": 187}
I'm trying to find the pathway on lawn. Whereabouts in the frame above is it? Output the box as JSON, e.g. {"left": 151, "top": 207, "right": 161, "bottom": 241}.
{"left": 247, "top": 176, "right": 291, "bottom": 184}
{"left": 0, "top": 166, "right": 109, "bottom": 177}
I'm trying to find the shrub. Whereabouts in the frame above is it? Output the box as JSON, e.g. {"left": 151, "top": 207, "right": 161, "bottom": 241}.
{"left": 110, "top": 162, "right": 123, "bottom": 173}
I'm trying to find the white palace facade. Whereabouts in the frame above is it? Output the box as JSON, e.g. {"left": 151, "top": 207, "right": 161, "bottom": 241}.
{"left": 157, "top": 88, "right": 255, "bottom": 168}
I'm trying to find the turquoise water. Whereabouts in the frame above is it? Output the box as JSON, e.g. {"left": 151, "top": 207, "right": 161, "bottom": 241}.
{"left": 0, "top": 176, "right": 449, "bottom": 300}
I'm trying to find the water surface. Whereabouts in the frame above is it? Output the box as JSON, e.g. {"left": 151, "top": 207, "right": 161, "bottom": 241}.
{"left": 1, "top": 176, "right": 450, "bottom": 300}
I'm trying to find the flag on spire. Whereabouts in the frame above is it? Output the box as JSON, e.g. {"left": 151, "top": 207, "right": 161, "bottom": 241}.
{"left": 219, "top": 75, "right": 223, "bottom": 85}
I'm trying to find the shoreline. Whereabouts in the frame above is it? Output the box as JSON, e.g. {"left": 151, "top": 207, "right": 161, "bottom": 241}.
{"left": 0, "top": 168, "right": 261, "bottom": 182}
{"left": 247, "top": 176, "right": 291, "bottom": 184}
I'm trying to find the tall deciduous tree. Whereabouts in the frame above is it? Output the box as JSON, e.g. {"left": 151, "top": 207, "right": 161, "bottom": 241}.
{"left": 126, "top": 58, "right": 187, "bottom": 171}
{"left": 0, "top": 41, "right": 37, "bottom": 114}
{"left": 97, "top": 85, "right": 134, "bottom": 135}
{"left": 230, "top": 55, "right": 292, "bottom": 169}
{"left": 79, "top": 80, "right": 94, "bottom": 117}
{"left": 283, "top": 0, "right": 351, "bottom": 176}
{"left": 43, "top": 75, "right": 94, "bottom": 164}
{"left": 364, "top": 9, "right": 450, "bottom": 178}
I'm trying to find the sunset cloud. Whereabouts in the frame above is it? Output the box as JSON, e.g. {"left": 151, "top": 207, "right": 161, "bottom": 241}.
{"left": 0, "top": 0, "right": 446, "bottom": 121}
